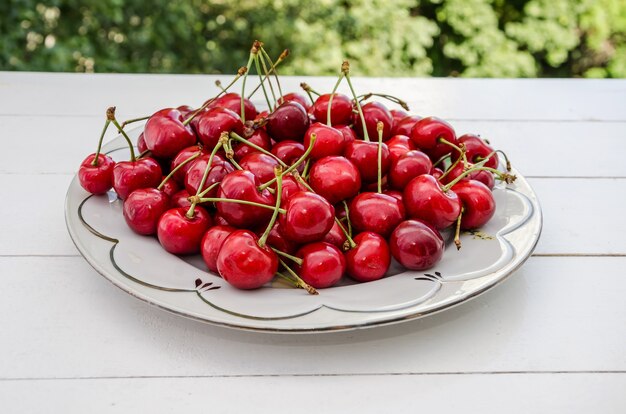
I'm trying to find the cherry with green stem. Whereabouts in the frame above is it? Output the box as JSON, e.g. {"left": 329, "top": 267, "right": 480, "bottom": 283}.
{"left": 247, "top": 49, "right": 289, "bottom": 100}
{"left": 342, "top": 60, "right": 370, "bottom": 142}
{"left": 258, "top": 166, "right": 284, "bottom": 248}
{"left": 258, "top": 134, "right": 316, "bottom": 190}
{"left": 326, "top": 68, "right": 345, "bottom": 127}
{"left": 120, "top": 115, "right": 150, "bottom": 129}
{"left": 357, "top": 93, "right": 410, "bottom": 111}
{"left": 239, "top": 41, "right": 261, "bottom": 123}
{"left": 229, "top": 131, "right": 288, "bottom": 168}
{"left": 253, "top": 50, "right": 274, "bottom": 110}
{"left": 78, "top": 111, "right": 115, "bottom": 194}
{"left": 377, "top": 121, "right": 384, "bottom": 193}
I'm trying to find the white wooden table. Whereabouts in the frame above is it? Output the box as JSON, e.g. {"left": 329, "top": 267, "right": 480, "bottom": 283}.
{"left": 1, "top": 73, "right": 625, "bottom": 413}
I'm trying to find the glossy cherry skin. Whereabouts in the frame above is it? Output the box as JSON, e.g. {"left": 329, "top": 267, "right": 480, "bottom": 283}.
{"left": 176, "top": 105, "right": 195, "bottom": 118}
{"left": 410, "top": 116, "right": 457, "bottom": 160}
{"left": 271, "top": 140, "right": 305, "bottom": 172}
{"left": 112, "top": 157, "right": 162, "bottom": 200}
{"left": 343, "top": 140, "right": 391, "bottom": 183}
{"left": 323, "top": 221, "right": 348, "bottom": 249}
{"left": 390, "top": 109, "right": 408, "bottom": 124}
{"left": 390, "top": 219, "right": 444, "bottom": 270}
{"left": 294, "top": 242, "right": 346, "bottom": 289}
{"left": 431, "top": 167, "right": 444, "bottom": 181}
{"left": 278, "top": 191, "right": 335, "bottom": 243}
{"left": 349, "top": 192, "right": 405, "bottom": 238}
{"left": 403, "top": 174, "right": 462, "bottom": 230}
{"left": 309, "top": 156, "right": 361, "bottom": 205}
{"left": 123, "top": 188, "right": 170, "bottom": 235}
{"left": 455, "top": 134, "right": 498, "bottom": 169}
{"left": 303, "top": 122, "right": 345, "bottom": 160}
{"left": 78, "top": 153, "right": 116, "bottom": 195}
{"left": 232, "top": 129, "right": 271, "bottom": 161}
{"left": 451, "top": 180, "right": 496, "bottom": 229}
{"left": 388, "top": 150, "right": 433, "bottom": 190}
{"left": 216, "top": 170, "right": 275, "bottom": 228}
{"left": 195, "top": 107, "right": 244, "bottom": 150}
{"left": 311, "top": 93, "right": 353, "bottom": 126}
{"left": 201, "top": 225, "right": 236, "bottom": 273}
{"left": 439, "top": 161, "right": 495, "bottom": 189}
{"left": 184, "top": 154, "right": 233, "bottom": 197}
{"left": 277, "top": 93, "right": 311, "bottom": 111}
{"left": 255, "top": 221, "right": 299, "bottom": 254}
{"left": 336, "top": 125, "right": 358, "bottom": 146}
{"left": 386, "top": 134, "right": 417, "bottom": 164}
{"left": 214, "top": 93, "right": 257, "bottom": 122}
{"left": 384, "top": 189, "right": 403, "bottom": 203}
{"left": 345, "top": 232, "right": 391, "bottom": 282}
{"left": 216, "top": 230, "right": 278, "bottom": 290}
{"left": 391, "top": 115, "right": 422, "bottom": 137}
{"left": 137, "top": 133, "right": 148, "bottom": 153}
{"left": 157, "top": 206, "right": 212, "bottom": 255}
{"left": 239, "top": 152, "right": 280, "bottom": 185}
{"left": 159, "top": 177, "right": 180, "bottom": 198}
{"left": 280, "top": 175, "right": 307, "bottom": 204}
{"left": 170, "top": 145, "right": 208, "bottom": 185}
{"left": 266, "top": 101, "right": 310, "bottom": 142}
{"left": 353, "top": 102, "right": 393, "bottom": 141}
{"left": 171, "top": 189, "right": 192, "bottom": 208}
{"left": 143, "top": 108, "right": 197, "bottom": 159}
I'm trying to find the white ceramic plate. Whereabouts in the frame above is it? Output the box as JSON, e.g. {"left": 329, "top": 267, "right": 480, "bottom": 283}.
{"left": 65, "top": 130, "right": 542, "bottom": 333}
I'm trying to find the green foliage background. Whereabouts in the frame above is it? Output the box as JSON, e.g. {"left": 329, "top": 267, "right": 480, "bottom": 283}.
{"left": 1, "top": 0, "right": 625, "bottom": 77}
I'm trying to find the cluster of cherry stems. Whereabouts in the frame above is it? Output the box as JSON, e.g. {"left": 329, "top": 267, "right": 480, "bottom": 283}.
{"left": 78, "top": 41, "right": 515, "bottom": 295}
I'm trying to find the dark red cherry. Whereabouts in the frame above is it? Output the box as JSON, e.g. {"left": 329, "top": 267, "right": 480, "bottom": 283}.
{"left": 213, "top": 212, "right": 231, "bottom": 227}
{"left": 214, "top": 93, "right": 257, "bottom": 122}
{"left": 171, "top": 189, "right": 192, "bottom": 208}
{"left": 201, "top": 225, "right": 236, "bottom": 273}
{"left": 137, "top": 133, "right": 148, "bottom": 153}
{"left": 170, "top": 145, "right": 208, "bottom": 185}
{"left": 240, "top": 152, "right": 280, "bottom": 185}
{"left": 391, "top": 115, "right": 422, "bottom": 137}
{"left": 451, "top": 180, "right": 496, "bottom": 229}
{"left": 386, "top": 134, "right": 417, "bottom": 164}
{"left": 410, "top": 116, "right": 457, "bottom": 160}
{"left": 353, "top": 102, "right": 393, "bottom": 141}
{"left": 159, "top": 176, "right": 180, "bottom": 198}
{"left": 271, "top": 140, "right": 305, "bottom": 172}
{"left": 157, "top": 206, "right": 212, "bottom": 255}
{"left": 216, "top": 230, "right": 278, "bottom": 290}
{"left": 78, "top": 153, "right": 115, "bottom": 195}
{"left": 123, "top": 188, "right": 170, "bottom": 235}
{"left": 280, "top": 174, "right": 307, "bottom": 204}
{"left": 431, "top": 167, "right": 444, "bottom": 181}
{"left": 308, "top": 156, "right": 361, "bottom": 205}
{"left": 195, "top": 107, "right": 244, "bottom": 150}
{"left": 456, "top": 134, "right": 498, "bottom": 169}
{"left": 143, "top": 108, "right": 197, "bottom": 158}
{"left": 216, "top": 170, "right": 275, "bottom": 228}
{"left": 294, "top": 242, "right": 346, "bottom": 289}
{"left": 336, "top": 125, "right": 358, "bottom": 146}
{"left": 277, "top": 93, "right": 311, "bottom": 111}
{"left": 233, "top": 129, "right": 271, "bottom": 161}
{"left": 112, "top": 157, "right": 162, "bottom": 200}
{"left": 343, "top": 140, "right": 390, "bottom": 183}
{"left": 345, "top": 232, "right": 391, "bottom": 283}
{"left": 311, "top": 93, "right": 353, "bottom": 126}
{"left": 303, "top": 122, "right": 345, "bottom": 160}
{"left": 388, "top": 150, "right": 432, "bottom": 190}
{"left": 278, "top": 191, "right": 335, "bottom": 243}
{"left": 390, "top": 220, "right": 444, "bottom": 270}
{"left": 323, "top": 221, "right": 347, "bottom": 249}
{"left": 266, "top": 101, "right": 310, "bottom": 142}
{"left": 384, "top": 189, "right": 403, "bottom": 203}
{"left": 184, "top": 154, "right": 233, "bottom": 197}
{"left": 349, "top": 192, "right": 405, "bottom": 238}
{"left": 403, "top": 174, "right": 461, "bottom": 229}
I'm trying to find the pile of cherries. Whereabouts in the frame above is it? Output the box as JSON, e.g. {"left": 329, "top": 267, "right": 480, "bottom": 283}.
{"left": 78, "top": 42, "right": 515, "bottom": 294}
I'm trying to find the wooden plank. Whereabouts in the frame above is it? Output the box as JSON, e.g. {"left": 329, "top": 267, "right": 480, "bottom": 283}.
{"left": 0, "top": 373, "right": 624, "bottom": 413}
{"left": 0, "top": 256, "right": 624, "bottom": 379}
{"left": 1, "top": 72, "right": 625, "bottom": 121}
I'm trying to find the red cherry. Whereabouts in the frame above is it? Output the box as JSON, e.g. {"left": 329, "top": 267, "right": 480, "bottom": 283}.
{"left": 240, "top": 152, "right": 280, "bottom": 185}
{"left": 403, "top": 174, "right": 461, "bottom": 229}
{"left": 201, "top": 225, "right": 236, "bottom": 273}
{"left": 112, "top": 157, "right": 162, "bottom": 200}
{"left": 271, "top": 140, "right": 305, "bottom": 172}
{"left": 456, "top": 134, "right": 498, "bottom": 169}
{"left": 123, "top": 188, "right": 170, "bottom": 235}
{"left": 157, "top": 207, "right": 212, "bottom": 255}
{"left": 184, "top": 154, "right": 233, "bottom": 197}
{"left": 309, "top": 156, "right": 361, "bottom": 205}
{"left": 345, "top": 232, "right": 391, "bottom": 282}
{"left": 195, "top": 107, "right": 244, "bottom": 150}
{"left": 384, "top": 189, "right": 403, "bottom": 203}
{"left": 159, "top": 176, "right": 180, "bottom": 198}
{"left": 266, "top": 101, "right": 310, "bottom": 142}
{"left": 171, "top": 189, "right": 192, "bottom": 208}
{"left": 143, "top": 108, "right": 197, "bottom": 158}
{"left": 233, "top": 129, "right": 271, "bottom": 161}
{"left": 336, "top": 125, "right": 358, "bottom": 146}
{"left": 311, "top": 93, "right": 353, "bottom": 126}
{"left": 391, "top": 115, "right": 422, "bottom": 137}
{"left": 214, "top": 93, "right": 257, "bottom": 122}
{"left": 294, "top": 242, "right": 346, "bottom": 289}
{"left": 451, "top": 180, "right": 496, "bottom": 229}
{"left": 390, "top": 109, "right": 408, "bottom": 124}
{"left": 280, "top": 175, "right": 307, "bottom": 204}
{"left": 303, "top": 122, "right": 345, "bottom": 160}
{"left": 277, "top": 93, "right": 311, "bottom": 111}
{"left": 349, "top": 192, "right": 405, "bottom": 237}
{"left": 216, "top": 170, "right": 275, "bottom": 228}
{"left": 78, "top": 153, "right": 116, "bottom": 195}
{"left": 389, "top": 220, "right": 444, "bottom": 270}
{"left": 343, "top": 140, "right": 390, "bottom": 183}
{"left": 176, "top": 105, "right": 195, "bottom": 118}
{"left": 255, "top": 222, "right": 299, "bottom": 254}
{"left": 323, "top": 221, "right": 347, "bottom": 249}
{"left": 353, "top": 102, "right": 393, "bottom": 141}
{"left": 386, "top": 134, "right": 417, "bottom": 164}
{"left": 388, "top": 150, "right": 432, "bottom": 190}
{"left": 431, "top": 167, "right": 444, "bottom": 180}
{"left": 278, "top": 191, "right": 335, "bottom": 243}
{"left": 137, "top": 133, "right": 148, "bottom": 153}
{"left": 170, "top": 145, "right": 208, "bottom": 185}
{"left": 439, "top": 160, "right": 495, "bottom": 190}
{"left": 216, "top": 230, "right": 278, "bottom": 290}
{"left": 410, "top": 116, "right": 457, "bottom": 161}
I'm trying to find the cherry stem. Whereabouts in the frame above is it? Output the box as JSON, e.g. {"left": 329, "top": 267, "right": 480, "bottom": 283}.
{"left": 107, "top": 107, "right": 136, "bottom": 162}
{"left": 91, "top": 118, "right": 111, "bottom": 166}
{"left": 258, "top": 134, "right": 316, "bottom": 191}
{"left": 477, "top": 150, "right": 511, "bottom": 172}
{"left": 438, "top": 148, "right": 465, "bottom": 182}
{"left": 278, "top": 259, "right": 319, "bottom": 295}
{"left": 240, "top": 43, "right": 260, "bottom": 123}
{"left": 276, "top": 271, "right": 318, "bottom": 295}
{"left": 120, "top": 115, "right": 150, "bottom": 129}
{"left": 253, "top": 54, "right": 274, "bottom": 110}
{"left": 258, "top": 166, "right": 283, "bottom": 247}
{"left": 197, "top": 181, "right": 220, "bottom": 198}
{"left": 439, "top": 138, "right": 468, "bottom": 170}
{"left": 214, "top": 80, "right": 226, "bottom": 92}
{"left": 357, "top": 93, "right": 409, "bottom": 111}
{"left": 441, "top": 158, "right": 516, "bottom": 191}
{"left": 377, "top": 121, "right": 384, "bottom": 193}
{"left": 300, "top": 82, "right": 320, "bottom": 97}
{"left": 301, "top": 159, "right": 311, "bottom": 179}
{"left": 229, "top": 131, "right": 288, "bottom": 168}
{"left": 342, "top": 61, "right": 370, "bottom": 142}
{"left": 195, "top": 134, "right": 226, "bottom": 197}
{"left": 334, "top": 218, "right": 357, "bottom": 250}
{"left": 193, "top": 196, "right": 286, "bottom": 214}
{"left": 260, "top": 47, "right": 283, "bottom": 102}
{"left": 326, "top": 72, "right": 344, "bottom": 127}
{"left": 341, "top": 200, "right": 352, "bottom": 237}
{"left": 433, "top": 153, "right": 451, "bottom": 168}
{"left": 273, "top": 249, "right": 303, "bottom": 266}
{"left": 454, "top": 207, "right": 464, "bottom": 250}
{"left": 223, "top": 139, "right": 243, "bottom": 170}
{"left": 183, "top": 68, "right": 245, "bottom": 126}
{"left": 157, "top": 151, "right": 201, "bottom": 191}
{"left": 247, "top": 49, "right": 289, "bottom": 99}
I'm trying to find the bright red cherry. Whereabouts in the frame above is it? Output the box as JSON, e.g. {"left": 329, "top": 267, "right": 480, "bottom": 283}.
{"left": 278, "top": 191, "right": 335, "bottom": 243}
{"left": 171, "top": 189, "right": 192, "bottom": 208}
{"left": 294, "top": 242, "right": 346, "bottom": 289}
{"left": 216, "top": 230, "right": 278, "bottom": 290}
{"left": 389, "top": 220, "right": 444, "bottom": 270}
{"left": 255, "top": 222, "right": 299, "bottom": 254}
{"left": 195, "top": 107, "right": 244, "bottom": 150}
{"left": 308, "top": 156, "right": 361, "bottom": 205}
{"left": 391, "top": 115, "right": 422, "bottom": 137}
{"left": 170, "top": 145, "right": 208, "bottom": 185}
{"left": 213, "top": 93, "right": 257, "bottom": 122}
{"left": 240, "top": 152, "right": 280, "bottom": 185}
{"left": 410, "top": 116, "right": 457, "bottom": 161}
{"left": 353, "top": 102, "right": 393, "bottom": 141}
{"left": 266, "top": 101, "right": 310, "bottom": 142}
{"left": 456, "top": 134, "right": 498, "bottom": 169}
{"left": 157, "top": 206, "right": 212, "bottom": 255}
{"left": 184, "top": 154, "right": 233, "bottom": 197}
{"left": 137, "top": 132, "right": 148, "bottom": 153}
{"left": 349, "top": 192, "right": 405, "bottom": 237}
{"left": 280, "top": 175, "right": 307, "bottom": 204}
{"left": 159, "top": 176, "right": 180, "bottom": 198}
{"left": 384, "top": 189, "right": 403, "bottom": 203}
{"left": 386, "top": 134, "right": 417, "bottom": 164}
{"left": 143, "top": 108, "right": 197, "bottom": 158}
{"left": 78, "top": 153, "right": 116, "bottom": 195}
{"left": 323, "top": 221, "right": 347, "bottom": 250}
{"left": 403, "top": 174, "right": 461, "bottom": 229}
{"left": 311, "top": 93, "right": 353, "bottom": 126}
{"left": 277, "top": 93, "right": 311, "bottom": 111}
{"left": 216, "top": 170, "right": 275, "bottom": 228}
{"left": 271, "top": 141, "right": 305, "bottom": 172}
{"left": 112, "top": 157, "right": 162, "bottom": 200}
{"left": 232, "top": 129, "right": 271, "bottom": 161}
{"left": 439, "top": 160, "right": 495, "bottom": 190}
{"left": 343, "top": 140, "right": 390, "bottom": 183}
{"left": 201, "top": 225, "right": 236, "bottom": 273}
{"left": 176, "top": 105, "right": 195, "bottom": 118}
{"left": 345, "top": 232, "right": 391, "bottom": 283}
{"left": 451, "top": 180, "right": 496, "bottom": 229}
{"left": 390, "top": 109, "right": 408, "bottom": 124}
{"left": 123, "top": 188, "right": 170, "bottom": 235}
{"left": 336, "top": 125, "right": 358, "bottom": 146}
{"left": 388, "top": 150, "right": 432, "bottom": 190}
{"left": 303, "top": 122, "right": 345, "bottom": 160}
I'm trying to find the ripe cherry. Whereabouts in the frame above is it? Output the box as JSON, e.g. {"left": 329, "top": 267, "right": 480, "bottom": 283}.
{"left": 280, "top": 174, "right": 307, "bottom": 204}
{"left": 308, "top": 156, "right": 361, "bottom": 205}
{"left": 388, "top": 150, "right": 432, "bottom": 190}
{"left": 352, "top": 102, "right": 393, "bottom": 141}
{"left": 171, "top": 189, "right": 192, "bottom": 208}
{"left": 113, "top": 157, "right": 162, "bottom": 200}
{"left": 143, "top": 108, "right": 197, "bottom": 158}
{"left": 266, "top": 101, "right": 310, "bottom": 142}
{"left": 323, "top": 221, "right": 348, "bottom": 249}
{"left": 389, "top": 220, "right": 444, "bottom": 270}
{"left": 439, "top": 160, "right": 495, "bottom": 190}
{"left": 403, "top": 174, "right": 461, "bottom": 230}
{"left": 195, "top": 107, "right": 244, "bottom": 150}
{"left": 410, "top": 116, "right": 457, "bottom": 160}
{"left": 123, "top": 188, "right": 170, "bottom": 235}
{"left": 201, "top": 225, "right": 236, "bottom": 273}
{"left": 78, "top": 154, "right": 116, "bottom": 195}
{"left": 278, "top": 191, "right": 335, "bottom": 243}
{"left": 345, "top": 232, "right": 391, "bottom": 282}
{"left": 170, "top": 145, "right": 208, "bottom": 185}
{"left": 343, "top": 140, "right": 390, "bottom": 183}
{"left": 451, "top": 180, "right": 496, "bottom": 229}
{"left": 232, "top": 129, "right": 271, "bottom": 161}
{"left": 455, "top": 134, "right": 498, "bottom": 169}
{"left": 336, "top": 125, "right": 357, "bottom": 146}
{"left": 184, "top": 154, "right": 233, "bottom": 197}
{"left": 239, "top": 152, "right": 280, "bottom": 185}
{"left": 311, "top": 93, "right": 353, "bottom": 126}
{"left": 386, "top": 134, "right": 417, "bottom": 164}
{"left": 349, "top": 192, "right": 405, "bottom": 237}
{"left": 303, "top": 123, "right": 345, "bottom": 160}
{"left": 277, "top": 92, "right": 310, "bottom": 111}
{"left": 157, "top": 206, "right": 212, "bottom": 255}
{"left": 271, "top": 140, "right": 305, "bottom": 172}
{"left": 391, "top": 115, "right": 421, "bottom": 137}
{"left": 213, "top": 93, "right": 257, "bottom": 122}
{"left": 216, "top": 170, "right": 275, "bottom": 228}
{"left": 294, "top": 242, "right": 346, "bottom": 288}
{"left": 256, "top": 222, "right": 299, "bottom": 254}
